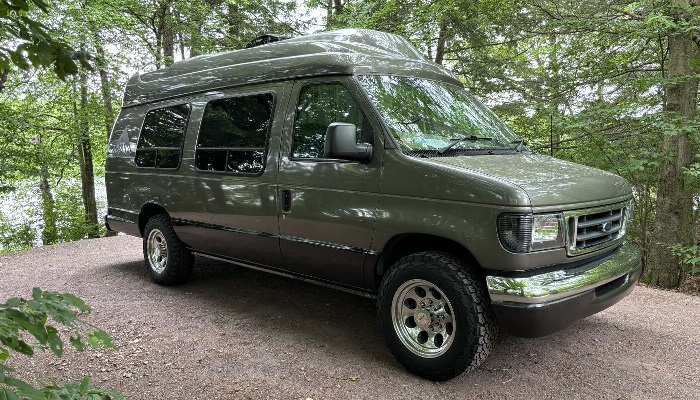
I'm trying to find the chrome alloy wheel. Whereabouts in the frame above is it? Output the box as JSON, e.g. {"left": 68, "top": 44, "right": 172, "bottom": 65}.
{"left": 391, "top": 279, "right": 456, "bottom": 358}
{"left": 146, "top": 229, "right": 168, "bottom": 274}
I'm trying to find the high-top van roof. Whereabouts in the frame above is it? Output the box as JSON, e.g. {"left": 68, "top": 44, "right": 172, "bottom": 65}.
{"left": 122, "top": 29, "right": 462, "bottom": 107}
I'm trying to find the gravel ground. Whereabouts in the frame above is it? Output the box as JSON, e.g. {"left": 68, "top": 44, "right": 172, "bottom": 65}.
{"left": 1, "top": 236, "right": 699, "bottom": 399}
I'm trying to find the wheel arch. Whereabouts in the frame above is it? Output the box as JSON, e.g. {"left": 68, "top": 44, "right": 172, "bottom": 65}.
{"left": 372, "top": 233, "right": 484, "bottom": 290}
{"left": 139, "top": 203, "right": 169, "bottom": 236}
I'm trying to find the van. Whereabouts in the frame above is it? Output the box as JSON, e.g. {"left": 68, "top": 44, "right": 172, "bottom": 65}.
{"left": 105, "top": 29, "right": 642, "bottom": 380}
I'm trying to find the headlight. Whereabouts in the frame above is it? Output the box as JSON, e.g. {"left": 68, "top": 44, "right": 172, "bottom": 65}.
{"left": 531, "top": 213, "right": 565, "bottom": 251}
{"left": 498, "top": 213, "right": 565, "bottom": 253}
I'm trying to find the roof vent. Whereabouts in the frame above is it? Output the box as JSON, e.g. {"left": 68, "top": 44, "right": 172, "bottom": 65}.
{"left": 245, "top": 34, "right": 292, "bottom": 48}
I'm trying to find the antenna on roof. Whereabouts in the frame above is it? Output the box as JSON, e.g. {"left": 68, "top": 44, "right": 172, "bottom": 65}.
{"left": 245, "top": 34, "right": 292, "bottom": 49}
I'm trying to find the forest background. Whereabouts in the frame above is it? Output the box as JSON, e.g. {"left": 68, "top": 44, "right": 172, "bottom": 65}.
{"left": 2, "top": 0, "right": 700, "bottom": 290}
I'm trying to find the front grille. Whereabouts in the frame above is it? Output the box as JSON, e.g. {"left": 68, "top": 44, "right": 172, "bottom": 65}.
{"left": 566, "top": 202, "right": 630, "bottom": 256}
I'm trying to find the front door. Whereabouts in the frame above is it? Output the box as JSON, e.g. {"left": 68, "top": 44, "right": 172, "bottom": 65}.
{"left": 277, "top": 77, "right": 382, "bottom": 289}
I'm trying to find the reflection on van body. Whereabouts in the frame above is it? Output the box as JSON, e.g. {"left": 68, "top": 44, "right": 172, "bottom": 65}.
{"left": 105, "top": 29, "right": 642, "bottom": 381}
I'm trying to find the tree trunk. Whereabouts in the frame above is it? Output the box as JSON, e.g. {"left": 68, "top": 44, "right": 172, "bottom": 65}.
{"left": 162, "top": 2, "right": 175, "bottom": 67}
{"left": 87, "top": 11, "right": 116, "bottom": 140}
{"left": 227, "top": 2, "right": 242, "bottom": 40}
{"left": 189, "top": 24, "right": 202, "bottom": 57}
{"left": 39, "top": 172, "right": 58, "bottom": 245}
{"left": 325, "top": 0, "right": 344, "bottom": 27}
{"left": 37, "top": 134, "right": 58, "bottom": 245}
{"left": 434, "top": 22, "right": 447, "bottom": 65}
{"left": 74, "top": 67, "right": 100, "bottom": 239}
{"left": 0, "top": 69, "right": 8, "bottom": 95}
{"left": 179, "top": 31, "right": 185, "bottom": 60}
{"left": 155, "top": 31, "right": 163, "bottom": 70}
{"left": 154, "top": 2, "right": 167, "bottom": 69}
{"left": 645, "top": 1, "right": 699, "bottom": 288}
{"left": 326, "top": 0, "right": 333, "bottom": 28}
{"left": 95, "top": 45, "right": 115, "bottom": 139}
{"left": 548, "top": 33, "right": 562, "bottom": 155}
{"left": 333, "top": 0, "right": 344, "bottom": 15}
{"left": 94, "top": 43, "right": 119, "bottom": 237}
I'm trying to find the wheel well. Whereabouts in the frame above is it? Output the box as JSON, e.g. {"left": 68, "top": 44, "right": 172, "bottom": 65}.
{"left": 375, "top": 234, "right": 483, "bottom": 284}
{"left": 138, "top": 203, "right": 168, "bottom": 236}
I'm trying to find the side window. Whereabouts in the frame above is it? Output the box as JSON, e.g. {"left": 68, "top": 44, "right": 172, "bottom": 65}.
{"left": 135, "top": 104, "right": 190, "bottom": 168}
{"left": 195, "top": 93, "right": 274, "bottom": 174}
{"left": 292, "top": 83, "right": 365, "bottom": 159}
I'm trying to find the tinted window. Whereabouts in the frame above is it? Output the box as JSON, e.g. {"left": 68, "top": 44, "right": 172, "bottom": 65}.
{"left": 135, "top": 104, "right": 190, "bottom": 168}
{"left": 292, "top": 83, "right": 365, "bottom": 159}
{"left": 195, "top": 93, "right": 273, "bottom": 174}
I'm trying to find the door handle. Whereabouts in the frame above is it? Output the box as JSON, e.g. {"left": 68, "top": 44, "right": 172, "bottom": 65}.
{"left": 282, "top": 189, "right": 291, "bottom": 212}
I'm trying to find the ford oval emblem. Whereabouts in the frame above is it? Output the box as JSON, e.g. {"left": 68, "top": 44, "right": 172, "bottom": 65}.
{"left": 599, "top": 222, "right": 613, "bottom": 232}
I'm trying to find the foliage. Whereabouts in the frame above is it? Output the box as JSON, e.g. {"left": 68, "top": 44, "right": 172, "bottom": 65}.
{"left": 1, "top": 0, "right": 309, "bottom": 250}
{"left": 0, "top": 220, "right": 35, "bottom": 254}
{"left": 0, "top": 0, "right": 90, "bottom": 78}
{"left": 0, "top": 288, "right": 124, "bottom": 399}
{"left": 668, "top": 243, "right": 700, "bottom": 276}
{"left": 1, "top": 0, "right": 699, "bottom": 288}
{"left": 0, "top": 66, "right": 108, "bottom": 251}
{"left": 335, "top": 0, "right": 700, "bottom": 288}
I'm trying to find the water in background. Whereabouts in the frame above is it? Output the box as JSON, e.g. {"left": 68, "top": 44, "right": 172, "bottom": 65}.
{"left": 0, "top": 177, "right": 108, "bottom": 252}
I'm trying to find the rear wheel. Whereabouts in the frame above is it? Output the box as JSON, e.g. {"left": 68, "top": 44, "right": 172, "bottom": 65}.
{"left": 377, "top": 251, "right": 497, "bottom": 381}
{"left": 143, "top": 214, "right": 194, "bottom": 285}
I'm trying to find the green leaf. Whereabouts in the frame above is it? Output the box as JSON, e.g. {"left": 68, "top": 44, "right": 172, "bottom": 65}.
{"left": 0, "top": 388, "right": 20, "bottom": 400}
{"left": 31, "top": 40, "right": 57, "bottom": 67}
{"left": 46, "top": 326, "right": 63, "bottom": 357}
{"left": 1, "top": 298, "right": 22, "bottom": 309}
{"left": 0, "top": 363, "right": 15, "bottom": 376}
{"left": 87, "top": 329, "right": 115, "bottom": 350}
{"left": 52, "top": 52, "right": 79, "bottom": 80}
{"left": 86, "top": 334, "right": 100, "bottom": 349}
{"left": 7, "top": 51, "right": 30, "bottom": 70}
{"left": 2, "top": 376, "right": 45, "bottom": 398}
{"left": 61, "top": 293, "right": 90, "bottom": 313}
{"left": 30, "top": 0, "right": 51, "bottom": 13}
{"left": 79, "top": 376, "right": 89, "bottom": 393}
{"left": 4, "top": 309, "right": 47, "bottom": 344}
{"left": 69, "top": 334, "right": 85, "bottom": 352}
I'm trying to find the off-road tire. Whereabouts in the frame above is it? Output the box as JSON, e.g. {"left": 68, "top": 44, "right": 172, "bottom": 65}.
{"left": 377, "top": 251, "right": 498, "bottom": 381}
{"left": 142, "top": 214, "right": 194, "bottom": 285}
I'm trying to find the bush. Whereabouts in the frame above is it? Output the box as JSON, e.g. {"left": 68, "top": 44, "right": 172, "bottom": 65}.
{"left": 0, "top": 288, "right": 125, "bottom": 399}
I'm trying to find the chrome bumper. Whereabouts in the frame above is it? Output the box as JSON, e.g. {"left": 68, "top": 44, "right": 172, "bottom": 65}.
{"left": 486, "top": 244, "right": 642, "bottom": 337}
{"left": 485, "top": 243, "right": 642, "bottom": 337}
{"left": 486, "top": 242, "right": 642, "bottom": 305}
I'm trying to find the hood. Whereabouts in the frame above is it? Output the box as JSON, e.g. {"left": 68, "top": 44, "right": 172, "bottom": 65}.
{"left": 426, "top": 153, "right": 633, "bottom": 208}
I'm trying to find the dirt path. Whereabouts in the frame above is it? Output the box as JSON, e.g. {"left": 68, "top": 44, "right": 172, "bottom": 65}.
{"left": 1, "top": 236, "right": 699, "bottom": 399}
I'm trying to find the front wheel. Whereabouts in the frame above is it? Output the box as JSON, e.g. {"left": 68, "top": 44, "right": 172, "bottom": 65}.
{"left": 377, "top": 252, "right": 497, "bottom": 381}
{"left": 143, "top": 214, "right": 194, "bottom": 285}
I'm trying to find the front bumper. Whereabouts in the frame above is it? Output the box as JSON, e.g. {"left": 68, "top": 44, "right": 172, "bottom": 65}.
{"left": 486, "top": 242, "right": 642, "bottom": 337}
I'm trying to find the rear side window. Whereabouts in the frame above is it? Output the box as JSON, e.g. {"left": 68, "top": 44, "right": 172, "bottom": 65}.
{"left": 195, "top": 93, "right": 274, "bottom": 175}
{"left": 135, "top": 104, "right": 190, "bottom": 169}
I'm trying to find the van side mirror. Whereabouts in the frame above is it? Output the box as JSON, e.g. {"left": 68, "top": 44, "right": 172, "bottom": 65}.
{"left": 324, "top": 123, "right": 373, "bottom": 162}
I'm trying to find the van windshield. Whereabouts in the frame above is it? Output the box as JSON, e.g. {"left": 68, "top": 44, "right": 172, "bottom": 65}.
{"left": 357, "top": 75, "right": 521, "bottom": 155}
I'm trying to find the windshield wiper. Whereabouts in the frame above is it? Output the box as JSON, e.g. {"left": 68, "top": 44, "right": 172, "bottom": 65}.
{"left": 438, "top": 135, "right": 493, "bottom": 154}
